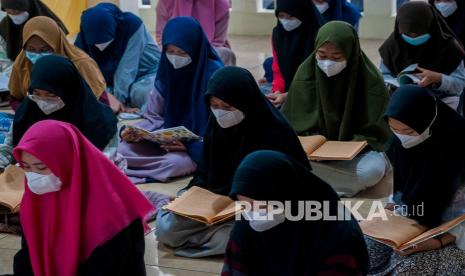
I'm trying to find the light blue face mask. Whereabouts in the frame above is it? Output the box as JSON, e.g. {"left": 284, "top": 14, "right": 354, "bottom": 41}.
{"left": 26, "top": 51, "right": 53, "bottom": 64}
{"left": 401, "top": 33, "right": 431, "bottom": 46}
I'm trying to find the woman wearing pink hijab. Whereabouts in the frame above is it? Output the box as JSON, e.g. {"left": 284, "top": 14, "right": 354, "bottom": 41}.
{"left": 10, "top": 120, "right": 154, "bottom": 276}
{"left": 156, "top": 0, "right": 236, "bottom": 65}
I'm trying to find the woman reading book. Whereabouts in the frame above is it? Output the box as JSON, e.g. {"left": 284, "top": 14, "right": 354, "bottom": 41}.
{"left": 10, "top": 120, "right": 154, "bottom": 275}
{"left": 282, "top": 21, "right": 391, "bottom": 197}
{"left": 223, "top": 150, "right": 369, "bottom": 275}
{"left": 265, "top": 0, "right": 324, "bottom": 106}
{"left": 366, "top": 85, "right": 465, "bottom": 274}
{"left": 10, "top": 55, "right": 123, "bottom": 165}
{"left": 379, "top": 1, "right": 465, "bottom": 111}
{"left": 118, "top": 17, "right": 223, "bottom": 184}
{"left": 155, "top": 67, "right": 309, "bottom": 258}
{"left": 429, "top": 0, "right": 465, "bottom": 47}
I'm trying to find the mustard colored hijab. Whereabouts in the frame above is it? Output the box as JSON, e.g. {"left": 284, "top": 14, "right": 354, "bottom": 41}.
{"left": 9, "top": 16, "right": 106, "bottom": 100}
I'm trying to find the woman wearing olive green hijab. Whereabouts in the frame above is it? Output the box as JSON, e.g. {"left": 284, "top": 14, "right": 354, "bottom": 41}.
{"left": 282, "top": 21, "right": 390, "bottom": 197}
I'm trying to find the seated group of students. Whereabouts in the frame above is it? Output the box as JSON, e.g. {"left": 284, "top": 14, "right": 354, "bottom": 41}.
{"left": 1, "top": 0, "right": 465, "bottom": 275}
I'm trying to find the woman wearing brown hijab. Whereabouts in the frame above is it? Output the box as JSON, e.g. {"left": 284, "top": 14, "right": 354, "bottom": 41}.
{"left": 379, "top": 1, "right": 465, "bottom": 113}
{"left": 0, "top": 0, "right": 68, "bottom": 61}
{"left": 8, "top": 16, "right": 106, "bottom": 110}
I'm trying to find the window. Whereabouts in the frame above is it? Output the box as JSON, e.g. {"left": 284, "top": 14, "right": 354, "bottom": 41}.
{"left": 257, "top": 0, "right": 275, "bottom": 13}
{"left": 139, "top": 0, "right": 151, "bottom": 8}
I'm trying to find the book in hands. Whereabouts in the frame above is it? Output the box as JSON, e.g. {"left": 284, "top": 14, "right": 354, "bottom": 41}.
{"left": 0, "top": 165, "right": 25, "bottom": 214}
{"left": 360, "top": 209, "right": 465, "bottom": 252}
{"left": 298, "top": 135, "right": 368, "bottom": 161}
{"left": 384, "top": 63, "right": 421, "bottom": 88}
{"left": 163, "top": 186, "right": 241, "bottom": 225}
{"left": 125, "top": 125, "right": 202, "bottom": 144}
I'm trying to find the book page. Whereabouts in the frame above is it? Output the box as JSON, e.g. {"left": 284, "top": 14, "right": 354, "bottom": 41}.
{"left": 298, "top": 135, "right": 327, "bottom": 156}
{"left": 164, "top": 186, "right": 235, "bottom": 224}
{"left": 309, "top": 141, "right": 368, "bottom": 161}
{"left": 212, "top": 201, "right": 241, "bottom": 224}
{"left": 401, "top": 213, "right": 465, "bottom": 250}
{"left": 150, "top": 126, "right": 201, "bottom": 144}
{"left": 360, "top": 210, "right": 427, "bottom": 248}
{"left": 0, "top": 165, "right": 25, "bottom": 212}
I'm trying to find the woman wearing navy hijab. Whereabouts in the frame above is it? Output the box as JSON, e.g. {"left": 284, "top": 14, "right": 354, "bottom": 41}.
{"left": 313, "top": 0, "right": 361, "bottom": 29}
{"left": 75, "top": 3, "right": 161, "bottom": 113}
{"left": 118, "top": 17, "right": 223, "bottom": 184}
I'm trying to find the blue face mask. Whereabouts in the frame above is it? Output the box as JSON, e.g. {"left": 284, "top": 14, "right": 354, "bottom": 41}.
{"left": 401, "top": 33, "right": 431, "bottom": 46}
{"left": 26, "top": 51, "right": 53, "bottom": 64}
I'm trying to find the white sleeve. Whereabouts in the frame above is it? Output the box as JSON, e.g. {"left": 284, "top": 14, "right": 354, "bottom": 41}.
{"left": 437, "top": 61, "right": 465, "bottom": 96}
{"left": 449, "top": 222, "right": 465, "bottom": 250}
{"left": 380, "top": 60, "right": 399, "bottom": 87}
{"left": 112, "top": 25, "right": 146, "bottom": 104}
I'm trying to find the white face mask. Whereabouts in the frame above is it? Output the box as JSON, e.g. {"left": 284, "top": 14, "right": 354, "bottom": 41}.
{"left": 393, "top": 105, "right": 438, "bottom": 149}
{"left": 211, "top": 108, "right": 245, "bottom": 128}
{"left": 28, "top": 95, "right": 66, "bottom": 115}
{"left": 25, "top": 171, "right": 63, "bottom": 195}
{"left": 8, "top": 11, "right": 29, "bottom": 25}
{"left": 95, "top": 39, "right": 114, "bottom": 51}
{"left": 279, "top": 18, "right": 302, "bottom": 32}
{"left": 166, "top": 54, "right": 192, "bottom": 69}
{"left": 317, "top": 59, "right": 347, "bottom": 77}
{"left": 315, "top": 2, "right": 330, "bottom": 14}
{"left": 435, "top": 1, "right": 458, "bottom": 18}
{"left": 244, "top": 209, "right": 286, "bottom": 232}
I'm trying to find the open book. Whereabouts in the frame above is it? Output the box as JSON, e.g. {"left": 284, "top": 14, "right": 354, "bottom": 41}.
{"left": 361, "top": 209, "right": 465, "bottom": 251}
{"left": 164, "top": 186, "right": 241, "bottom": 225}
{"left": 0, "top": 165, "right": 25, "bottom": 214}
{"left": 385, "top": 64, "right": 421, "bottom": 88}
{"left": 125, "top": 125, "right": 202, "bottom": 144}
{"left": 298, "top": 135, "right": 368, "bottom": 161}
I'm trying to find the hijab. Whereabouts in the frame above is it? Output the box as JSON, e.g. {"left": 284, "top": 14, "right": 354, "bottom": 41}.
{"left": 272, "top": 0, "right": 325, "bottom": 91}
{"left": 283, "top": 21, "right": 390, "bottom": 151}
{"left": 9, "top": 16, "right": 106, "bottom": 101}
{"left": 75, "top": 3, "right": 142, "bottom": 87}
{"left": 0, "top": 0, "right": 68, "bottom": 60}
{"left": 156, "top": 0, "right": 230, "bottom": 45}
{"left": 188, "top": 67, "right": 310, "bottom": 196}
{"left": 13, "top": 55, "right": 117, "bottom": 150}
{"left": 320, "top": 0, "right": 361, "bottom": 27}
{"left": 379, "top": 1, "right": 465, "bottom": 76}
{"left": 385, "top": 85, "right": 465, "bottom": 227}
{"left": 156, "top": 17, "right": 223, "bottom": 139}
{"left": 429, "top": 0, "right": 465, "bottom": 47}
{"left": 228, "top": 150, "right": 369, "bottom": 275}
{"left": 14, "top": 120, "right": 153, "bottom": 276}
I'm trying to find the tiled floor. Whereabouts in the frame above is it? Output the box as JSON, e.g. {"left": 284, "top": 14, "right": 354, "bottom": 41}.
{"left": 0, "top": 35, "right": 389, "bottom": 276}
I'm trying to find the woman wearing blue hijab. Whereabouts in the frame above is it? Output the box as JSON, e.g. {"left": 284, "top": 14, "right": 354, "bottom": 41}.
{"left": 118, "top": 17, "right": 223, "bottom": 184}
{"left": 75, "top": 3, "right": 161, "bottom": 113}
{"left": 313, "top": 0, "right": 361, "bottom": 29}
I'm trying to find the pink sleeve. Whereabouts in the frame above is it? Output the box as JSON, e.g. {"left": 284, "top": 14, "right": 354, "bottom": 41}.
{"left": 272, "top": 44, "right": 286, "bottom": 93}
{"left": 212, "top": 13, "right": 229, "bottom": 48}
{"left": 155, "top": 1, "right": 171, "bottom": 45}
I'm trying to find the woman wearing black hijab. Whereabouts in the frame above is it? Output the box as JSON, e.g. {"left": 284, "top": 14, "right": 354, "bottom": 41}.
{"left": 0, "top": 0, "right": 68, "bottom": 61}
{"left": 379, "top": 1, "right": 465, "bottom": 112}
{"left": 266, "top": 0, "right": 325, "bottom": 107}
{"left": 430, "top": 0, "right": 465, "bottom": 47}
{"left": 366, "top": 85, "right": 465, "bottom": 274}
{"left": 13, "top": 55, "right": 117, "bottom": 150}
{"left": 222, "top": 150, "right": 369, "bottom": 275}
{"left": 155, "top": 67, "right": 309, "bottom": 258}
